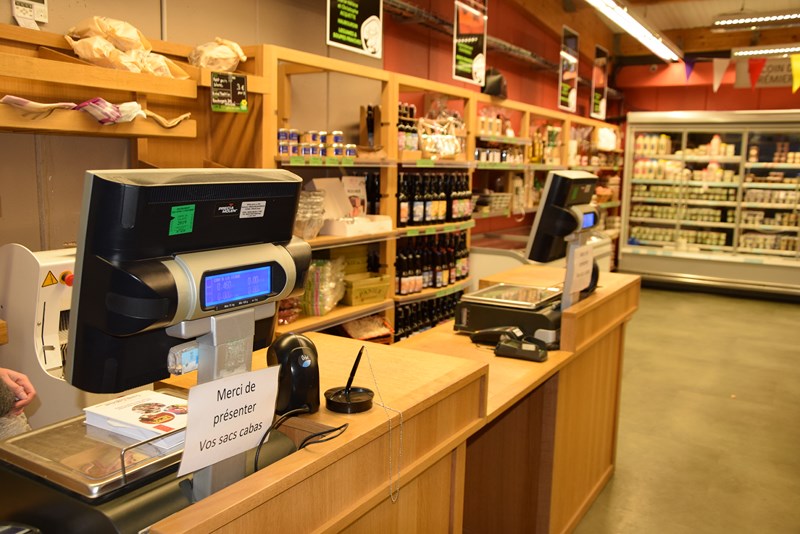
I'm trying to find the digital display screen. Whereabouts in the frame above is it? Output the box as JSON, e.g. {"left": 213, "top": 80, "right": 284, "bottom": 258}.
{"left": 582, "top": 212, "right": 597, "bottom": 229}
{"left": 204, "top": 265, "right": 272, "bottom": 308}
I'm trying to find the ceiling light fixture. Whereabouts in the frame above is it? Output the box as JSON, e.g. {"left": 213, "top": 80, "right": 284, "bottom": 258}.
{"left": 713, "top": 9, "right": 800, "bottom": 32}
{"left": 731, "top": 43, "right": 800, "bottom": 58}
{"left": 583, "top": 0, "right": 683, "bottom": 62}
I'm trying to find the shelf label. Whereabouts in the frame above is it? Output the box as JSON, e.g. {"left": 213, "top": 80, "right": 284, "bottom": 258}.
{"left": 309, "top": 156, "right": 323, "bottom": 166}
{"left": 341, "top": 157, "right": 355, "bottom": 166}
{"left": 424, "top": 227, "right": 436, "bottom": 234}
{"left": 289, "top": 156, "right": 306, "bottom": 166}
{"left": 210, "top": 72, "right": 248, "bottom": 113}
{"left": 406, "top": 229, "right": 420, "bottom": 236}
{"left": 325, "top": 156, "right": 340, "bottom": 166}
{"left": 417, "top": 158, "right": 435, "bottom": 167}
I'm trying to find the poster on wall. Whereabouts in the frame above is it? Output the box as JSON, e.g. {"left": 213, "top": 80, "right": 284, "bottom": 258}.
{"left": 590, "top": 45, "right": 608, "bottom": 120}
{"left": 558, "top": 26, "right": 579, "bottom": 113}
{"left": 327, "top": 0, "right": 383, "bottom": 58}
{"left": 452, "top": 1, "right": 487, "bottom": 86}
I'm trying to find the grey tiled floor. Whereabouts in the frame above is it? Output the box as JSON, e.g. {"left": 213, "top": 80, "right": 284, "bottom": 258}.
{"left": 575, "top": 288, "right": 800, "bottom": 534}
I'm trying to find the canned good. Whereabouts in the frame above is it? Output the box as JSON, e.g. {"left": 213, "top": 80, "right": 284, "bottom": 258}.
{"left": 319, "top": 131, "right": 328, "bottom": 144}
{"left": 310, "top": 143, "right": 320, "bottom": 156}
{"left": 300, "top": 143, "right": 313, "bottom": 156}
{"left": 289, "top": 142, "right": 299, "bottom": 156}
{"left": 330, "top": 143, "right": 344, "bottom": 157}
{"left": 344, "top": 144, "right": 357, "bottom": 157}
{"left": 308, "top": 130, "right": 320, "bottom": 143}
{"left": 331, "top": 130, "right": 344, "bottom": 144}
{"left": 289, "top": 129, "right": 300, "bottom": 143}
{"left": 278, "top": 128, "right": 289, "bottom": 141}
{"left": 278, "top": 141, "right": 289, "bottom": 155}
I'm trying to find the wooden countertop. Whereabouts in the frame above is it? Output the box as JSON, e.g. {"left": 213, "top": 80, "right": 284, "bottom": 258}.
{"left": 396, "top": 322, "right": 572, "bottom": 422}
{"left": 397, "top": 266, "right": 640, "bottom": 421}
{"left": 152, "top": 333, "right": 487, "bottom": 533}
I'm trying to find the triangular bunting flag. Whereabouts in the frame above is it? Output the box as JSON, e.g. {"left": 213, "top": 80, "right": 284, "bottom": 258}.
{"left": 684, "top": 59, "right": 696, "bottom": 81}
{"left": 791, "top": 54, "right": 800, "bottom": 93}
{"left": 712, "top": 58, "right": 730, "bottom": 92}
{"left": 748, "top": 58, "right": 767, "bottom": 89}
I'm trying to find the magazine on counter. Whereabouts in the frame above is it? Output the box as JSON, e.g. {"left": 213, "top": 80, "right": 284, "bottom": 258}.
{"left": 84, "top": 390, "right": 188, "bottom": 450}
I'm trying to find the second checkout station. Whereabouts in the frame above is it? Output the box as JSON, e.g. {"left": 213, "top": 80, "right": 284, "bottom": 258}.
{"left": 0, "top": 168, "right": 639, "bottom": 534}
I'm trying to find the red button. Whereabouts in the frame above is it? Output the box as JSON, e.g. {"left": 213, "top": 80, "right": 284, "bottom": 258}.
{"left": 61, "top": 272, "right": 75, "bottom": 287}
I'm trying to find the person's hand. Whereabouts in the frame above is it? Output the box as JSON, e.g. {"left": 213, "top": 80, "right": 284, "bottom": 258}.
{"left": 0, "top": 368, "right": 36, "bottom": 415}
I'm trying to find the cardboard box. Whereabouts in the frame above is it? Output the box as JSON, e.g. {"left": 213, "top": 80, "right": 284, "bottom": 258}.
{"left": 343, "top": 273, "right": 390, "bottom": 306}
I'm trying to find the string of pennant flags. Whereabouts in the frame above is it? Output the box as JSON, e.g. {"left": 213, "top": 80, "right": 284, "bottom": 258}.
{"left": 683, "top": 55, "right": 800, "bottom": 93}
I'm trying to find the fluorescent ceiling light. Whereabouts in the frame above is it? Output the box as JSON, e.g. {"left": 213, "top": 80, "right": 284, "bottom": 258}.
{"left": 713, "top": 9, "right": 800, "bottom": 32}
{"left": 584, "top": 0, "right": 683, "bottom": 62}
{"left": 731, "top": 43, "right": 800, "bottom": 58}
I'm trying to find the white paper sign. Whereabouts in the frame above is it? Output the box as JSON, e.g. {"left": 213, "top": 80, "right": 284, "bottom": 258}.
{"left": 178, "top": 367, "right": 279, "bottom": 476}
{"left": 567, "top": 244, "right": 593, "bottom": 291}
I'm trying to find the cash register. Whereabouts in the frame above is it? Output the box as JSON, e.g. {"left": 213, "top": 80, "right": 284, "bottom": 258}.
{"left": 0, "top": 169, "right": 311, "bottom": 532}
{"left": 455, "top": 170, "right": 599, "bottom": 349}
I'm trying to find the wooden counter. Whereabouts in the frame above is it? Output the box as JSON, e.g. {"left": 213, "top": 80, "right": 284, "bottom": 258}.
{"left": 398, "top": 266, "right": 640, "bottom": 534}
{"left": 153, "top": 266, "right": 638, "bottom": 534}
{"left": 151, "top": 334, "right": 487, "bottom": 533}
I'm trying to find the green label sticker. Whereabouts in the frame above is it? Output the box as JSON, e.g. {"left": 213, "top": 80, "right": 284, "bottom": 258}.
{"left": 289, "top": 156, "right": 305, "bottom": 165}
{"left": 406, "top": 229, "right": 420, "bottom": 236}
{"left": 170, "top": 205, "right": 195, "bottom": 236}
{"left": 309, "top": 156, "right": 323, "bottom": 166}
{"left": 325, "top": 156, "right": 340, "bottom": 166}
{"left": 417, "top": 158, "right": 435, "bottom": 167}
{"left": 341, "top": 157, "right": 355, "bottom": 166}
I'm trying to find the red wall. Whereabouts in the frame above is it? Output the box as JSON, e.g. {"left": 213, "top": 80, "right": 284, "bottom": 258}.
{"left": 384, "top": 3, "right": 799, "bottom": 114}
{"left": 383, "top": 0, "right": 600, "bottom": 117}
{"left": 615, "top": 62, "right": 800, "bottom": 112}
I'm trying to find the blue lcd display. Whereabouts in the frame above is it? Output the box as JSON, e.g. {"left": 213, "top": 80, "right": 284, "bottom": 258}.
{"left": 582, "top": 211, "right": 597, "bottom": 229}
{"left": 204, "top": 265, "right": 272, "bottom": 308}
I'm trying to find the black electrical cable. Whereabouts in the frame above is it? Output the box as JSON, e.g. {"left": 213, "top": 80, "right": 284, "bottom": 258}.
{"left": 253, "top": 406, "right": 310, "bottom": 473}
{"left": 297, "top": 422, "right": 349, "bottom": 450}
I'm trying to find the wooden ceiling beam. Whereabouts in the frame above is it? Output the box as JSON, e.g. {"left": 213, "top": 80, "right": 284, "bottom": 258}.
{"left": 617, "top": 26, "right": 800, "bottom": 56}
{"left": 509, "top": 0, "right": 616, "bottom": 60}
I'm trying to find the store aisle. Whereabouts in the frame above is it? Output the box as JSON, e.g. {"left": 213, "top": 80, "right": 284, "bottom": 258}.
{"left": 575, "top": 288, "right": 800, "bottom": 534}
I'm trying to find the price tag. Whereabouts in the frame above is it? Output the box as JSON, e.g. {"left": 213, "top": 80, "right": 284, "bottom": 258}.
{"left": 289, "top": 156, "right": 306, "bottom": 166}
{"left": 309, "top": 156, "right": 323, "bottom": 166}
{"left": 406, "top": 229, "right": 420, "bottom": 236}
{"left": 417, "top": 159, "right": 435, "bottom": 167}
{"left": 325, "top": 157, "right": 340, "bottom": 166}
{"left": 341, "top": 157, "right": 355, "bottom": 166}
{"left": 210, "top": 72, "right": 248, "bottom": 113}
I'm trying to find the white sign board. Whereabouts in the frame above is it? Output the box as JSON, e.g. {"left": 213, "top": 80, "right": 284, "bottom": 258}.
{"left": 178, "top": 367, "right": 279, "bottom": 476}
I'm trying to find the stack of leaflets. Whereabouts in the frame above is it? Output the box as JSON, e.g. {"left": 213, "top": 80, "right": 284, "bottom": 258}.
{"left": 84, "top": 390, "right": 188, "bottom": 450}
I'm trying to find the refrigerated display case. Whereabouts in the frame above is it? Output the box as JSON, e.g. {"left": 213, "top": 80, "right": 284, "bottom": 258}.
{"left": 619, "top": 111, "right": 800, "bottom": 297}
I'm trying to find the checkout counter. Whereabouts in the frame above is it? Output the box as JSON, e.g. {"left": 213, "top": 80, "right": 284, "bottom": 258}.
{"left": 0, "top": 264, "right": 638, "bottom": 534}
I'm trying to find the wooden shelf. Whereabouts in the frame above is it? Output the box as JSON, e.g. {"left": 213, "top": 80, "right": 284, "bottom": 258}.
{"left": 275, "top": 299, "right": 394, "bottom": 335}
{"left": 306, "top": 231, "right": 397, "bottom": 250}
{"left": 393, "top": 278, "right": 471, "bottom": 304}
{"left": 0, "top": 104, "right": 196, "bottom": 138}
{"left": 0, "top": 51, "right": 197, "bottom": 98}
{"left": 398, "top": 219, "right": 475, "bottom": 237}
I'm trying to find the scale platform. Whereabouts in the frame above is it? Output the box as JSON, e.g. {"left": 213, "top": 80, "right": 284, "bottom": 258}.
{"left": 0, "top": 415, "right": 182, "bottom": 502}
{"left": 454, "top": 283, "right": 563, "bottom": 345}
{"left": 459, "top": 283, "right": 562, "bottom": 310}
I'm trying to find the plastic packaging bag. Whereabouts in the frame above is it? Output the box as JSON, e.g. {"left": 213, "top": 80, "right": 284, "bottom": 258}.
{"left": 188, "top": 37, "right": 247, "bottom": 71}
{"left": 301, "top": 258, "right": 345, "bottom": 316}
{"left": 64, "top": 35, "right": 143, "bottom": 72}
{"left": 68, "top": 16, "right": 152, "bottom": 52}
